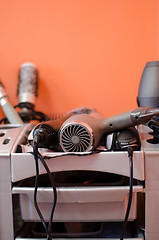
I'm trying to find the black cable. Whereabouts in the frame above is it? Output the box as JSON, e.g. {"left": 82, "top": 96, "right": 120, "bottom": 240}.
{"left": 33, "top": 135, "right": 48, "bottom": 235}
{"left": 120, "top": 146, "right": 133, "bottom": 240}
{"left": 33, "top": 133, "right": 57, "bottom": 240}
{"left": 42, "top": 148, "right": 112, "bottom": 160}
{"left": 38, "top": 152, "right": 57, "bottom": 240}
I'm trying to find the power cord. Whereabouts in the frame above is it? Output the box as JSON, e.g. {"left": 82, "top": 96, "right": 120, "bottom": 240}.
{"left": 33, "top": 135, "right": 48, "bottom": 234}
{"left": 33, "top": 134, "right": 57, "bottom": 240}
{"left": 120, "top": 146, "right": 133, "bottom": 240}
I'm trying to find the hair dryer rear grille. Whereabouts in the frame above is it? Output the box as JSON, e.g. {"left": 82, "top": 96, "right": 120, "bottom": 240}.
{"left": 60, "top": 123, "right": 92, "bottom": 152}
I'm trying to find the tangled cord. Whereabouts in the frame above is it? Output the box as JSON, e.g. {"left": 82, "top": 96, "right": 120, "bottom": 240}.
{"left": 0, "top": 104, "right": 48, "bottom": 124}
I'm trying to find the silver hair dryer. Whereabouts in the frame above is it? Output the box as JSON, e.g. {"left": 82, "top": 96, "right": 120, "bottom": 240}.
{"left": 59, "top": 107, "right": 159, "bottom": 152}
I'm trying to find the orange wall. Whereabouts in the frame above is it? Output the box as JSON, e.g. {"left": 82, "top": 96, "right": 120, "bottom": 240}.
{"left": 0, "top": 0, "right": 158, "bottom": 119}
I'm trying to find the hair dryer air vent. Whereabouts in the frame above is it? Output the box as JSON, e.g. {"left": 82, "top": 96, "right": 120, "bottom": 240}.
{"left": 59, "top": 121, "right": 93, "bottom": 152}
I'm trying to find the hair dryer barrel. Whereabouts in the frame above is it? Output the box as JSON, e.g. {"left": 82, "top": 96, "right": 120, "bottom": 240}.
{"left": 101, "top": 106, "right": 157, "bottom": 132}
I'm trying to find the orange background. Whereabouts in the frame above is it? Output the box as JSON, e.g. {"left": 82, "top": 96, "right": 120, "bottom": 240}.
{"left": 0, "top": 0, "right": 158, "bottom": 119}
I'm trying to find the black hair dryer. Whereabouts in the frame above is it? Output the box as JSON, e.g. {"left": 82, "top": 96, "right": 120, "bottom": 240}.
{"left": 137, "top": 61, "right": 159, "bottom": 108}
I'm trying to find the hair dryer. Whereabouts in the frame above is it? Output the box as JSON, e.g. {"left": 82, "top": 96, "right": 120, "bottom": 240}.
{"left": 29, "top": 107, "right": 99, "bottom": 150}
{"left": 137, "top": 61, "right": 159, "bottom": 108}
{"left": 59, "top": 106, "right": 159, "bottom": 152}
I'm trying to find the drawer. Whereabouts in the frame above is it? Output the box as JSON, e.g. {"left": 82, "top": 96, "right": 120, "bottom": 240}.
{"left": 13, "top": 185, "right": 143, "bottom": 222}
{"left": 15, "top": 238, "right": 144, "bottom": 240}
{"left": 14, "top": 221, "right": 144, "bottom": 239}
